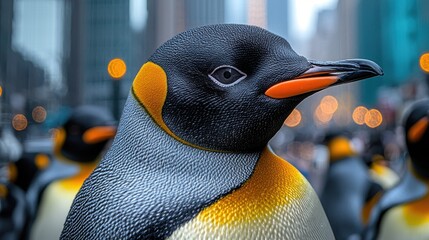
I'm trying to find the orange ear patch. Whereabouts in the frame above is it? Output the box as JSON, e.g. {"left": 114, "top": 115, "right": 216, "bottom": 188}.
{"left": 132, "top": 62, "right": 214, "bottom": 151}
{"left": 132, "top": 62, "right": 180, "bottom": 140}
{"left": 407, "top": 117, "right": 429, "bottom": 143}
{"left": 82, "top": 126, "right": 117, "bottom": 144}
{"left": 132, "top": 62, "right": 168, "bottom": 125}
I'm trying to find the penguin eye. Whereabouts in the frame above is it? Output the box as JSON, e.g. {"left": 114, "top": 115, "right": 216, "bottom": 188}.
{"left": 208, "top": 65, "right": 247, "bottom": 87}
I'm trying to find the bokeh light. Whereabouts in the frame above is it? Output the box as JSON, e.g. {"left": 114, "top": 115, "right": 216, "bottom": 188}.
{"left": 352, "top": 106, "right": 368, "bottom": 125}
{"left": 32, "top": 106, "right": 47, "bottom": 123}
{"left": 12, "top": 114, "right": 28, "bottom": 131}
{"left": 320, "top": 95, "right": 338, "bottom": 114}
{"left": 364, "top": 109, "right": 383, "bottom": 128}
{"left": 314, "top": 105, "right": 333, "bottom": 124}
{"left": 0, "top": 184, "right": 8, "bottom": 198}
{"left": 419, "top": 52, "right": 429, "bottom": 73}
{"left": 107, "top": 58, "right": 127, "bottom": 79}
{"left": 35, "top": 153, "right": 50, "bottom": 169}
{"left": 284, "top": 109, "right": 302, "bottom": 127}
{"left": 0, "top": 85, "right": 3, "bottom": 97}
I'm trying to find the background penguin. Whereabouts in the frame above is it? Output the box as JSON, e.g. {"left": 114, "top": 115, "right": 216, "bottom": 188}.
{"left": 320, "top": 131, "right": 374, "bottom": 239}
{"left": 9, "top": 152, "right": 52, "bottom": 193}
{"left": 27, "top": 105, "right": 117, "bottom": 240}
{"left": 364, "top": 132, "right": 400, "bottom": 190}
{"left": 62, "top": 24, "right": 382, "bottom": 239}
{"left": 0, "top": 127, "right": 26, "bottom": 240}
{"left": 364, "top": 99, "right": 429, "bottom": 240}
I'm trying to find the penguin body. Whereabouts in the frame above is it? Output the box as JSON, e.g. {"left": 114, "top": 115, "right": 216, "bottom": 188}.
{"left": 28, "top": 106, "right": 116, "bottom": 240}
{"left": 320, "top": 134, "right": 372, "bottom": 239}
{"left": 62, "top": 24, "right": 382, "bottom": 239}
{"left": 368, "top": 161, "right": 399, "bottom": 190}
{"left": 365, "top": 133, "right": 400, "bottom": 190}
{"left": 364, "top": 99, "right": 429, "bottom": 240}
{"left": 364, "top": 169, "right": 428, "bottom": 240}
{"left": 64, "top": 97, "right": 331, "bottom": 239}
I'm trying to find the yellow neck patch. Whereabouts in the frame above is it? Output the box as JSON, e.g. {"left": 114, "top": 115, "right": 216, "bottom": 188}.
{"left": 132, "top": 61, "right": 216, "bottom": 151}
{"left": 403, "top": 192, "right": 429, "bottom": 226}
{"left": 196, "top": 147, "right": 306, "bottom": 225}
{"left": 59, "top": 162, "right": 98, "bottom": 191}
{"left": 362, "top": 191, "right": 383, "bottom": 224}
{"left": 371, "top": 162, "right": 388, "bottom": 176}
{"left": 402, "top": 163, "right": 429, "bottom": 226}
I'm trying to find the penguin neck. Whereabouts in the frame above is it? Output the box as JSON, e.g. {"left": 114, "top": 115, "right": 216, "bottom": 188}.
{"left": 108, "top": 95, "right": 261, "bottom": 176}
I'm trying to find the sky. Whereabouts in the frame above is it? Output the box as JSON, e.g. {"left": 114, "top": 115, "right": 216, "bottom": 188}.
{"left": 289, "top": 0, "right": 338, "bottom": 39}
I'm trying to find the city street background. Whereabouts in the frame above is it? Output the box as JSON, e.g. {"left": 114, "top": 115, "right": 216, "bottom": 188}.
{"left": 2, "top": 0, "right": 429, "bottom": 143}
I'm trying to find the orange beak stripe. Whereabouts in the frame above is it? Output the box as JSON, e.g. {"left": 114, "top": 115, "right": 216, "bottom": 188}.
{"left": 407, "top": 116, "right": 429, "bottom": 143}
{"left": 265, "top": 76, "right": 338, "bottom": 99}
{"left": 82, "top": 126, "right": 117, "bottom": 144}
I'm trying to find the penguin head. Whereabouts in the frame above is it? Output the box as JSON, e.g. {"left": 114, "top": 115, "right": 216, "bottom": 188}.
{"left": 133, "top": 24, "right": 383, "bottom": 152}
{"left": 53, "top": 106, "right": 117, "bottom": 163}
{"left": 403, "top": 99, "right": 429, "bottom": 178}
{"left": 323, "top": 131, "right": 357, "bottom": 162}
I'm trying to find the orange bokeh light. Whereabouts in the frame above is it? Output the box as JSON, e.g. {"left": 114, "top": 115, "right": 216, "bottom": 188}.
{"left": 419, "top": 52, "right": 429, "bottom": 73}
{"left": 320, "top": 95, "right": 338, "bottom": 114}
{"left": 12, "top": 114, "right": 28, "bottom": 131}
{"left": 365, "top": 109, "right": 383, "bottom": 128}
{"left": 284, "top": 109, "right": 302, "bottom": 127}
{"left": 314, "top": 105, "right": 333, "bottom": 124}
{"left": 32, "top": 106, "right": 47, "bottom": 123}
{"left": 107, "top": 58, "right": 127, "bottom": 79}
{"left": 352, "top": 106, "right": 368, "bottom": 125}
{"left": 35, "top": 153, "right": 50, "bottom": 169}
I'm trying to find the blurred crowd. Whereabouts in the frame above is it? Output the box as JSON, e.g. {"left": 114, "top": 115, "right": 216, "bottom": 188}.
{"left": 0, "top": 105, "right": 117, "bottom": 240}
{"left": 270, "top": 97, "right": 429, "bottom": 239}
{"left": 1, "top": 99, "right": 429, "bottom": 240}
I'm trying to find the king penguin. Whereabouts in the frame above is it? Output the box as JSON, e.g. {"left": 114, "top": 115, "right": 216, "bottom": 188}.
{"left": 61, "top": 24, "right": 382, "bottom": 239}
{"left": 364, "top": 99, "right": 429, "bottom": 240}
{"left": 28, "top": 105, "right": 117, "bottom": 240}
{"left": 320, "top": 132, "right": 373, "bottom": 239}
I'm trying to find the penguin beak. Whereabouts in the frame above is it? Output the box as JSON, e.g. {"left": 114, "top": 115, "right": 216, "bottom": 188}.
{"left": 265, "top": 59, "right": 383, "bottom": 99}
{"left": 82, "top": 126, "right": 117, "bottom": 144}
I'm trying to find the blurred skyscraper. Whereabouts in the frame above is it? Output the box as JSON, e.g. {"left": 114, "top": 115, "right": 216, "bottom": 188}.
{"left": 141, "top": 0, "right": 289, "bottom": 57}
{"left": 301, "top": 1, "right": 359, "bottom": 129}
{"left": 0, "top": 0, "right": 48, "bottom": 135}
{"left": 141, "top": 0, "right": 225, "bottom": 56}
{"left": 63, "top": 0, "right": 134, "bottom": 118}
{"left": 0, "top": 0, "right": 14, "bottom": 124}
{"left": 357, "top": 0, "right": 429, "bottom": 105}
{"left": 308, "top": 0, "right": 429, "bottom": 107}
